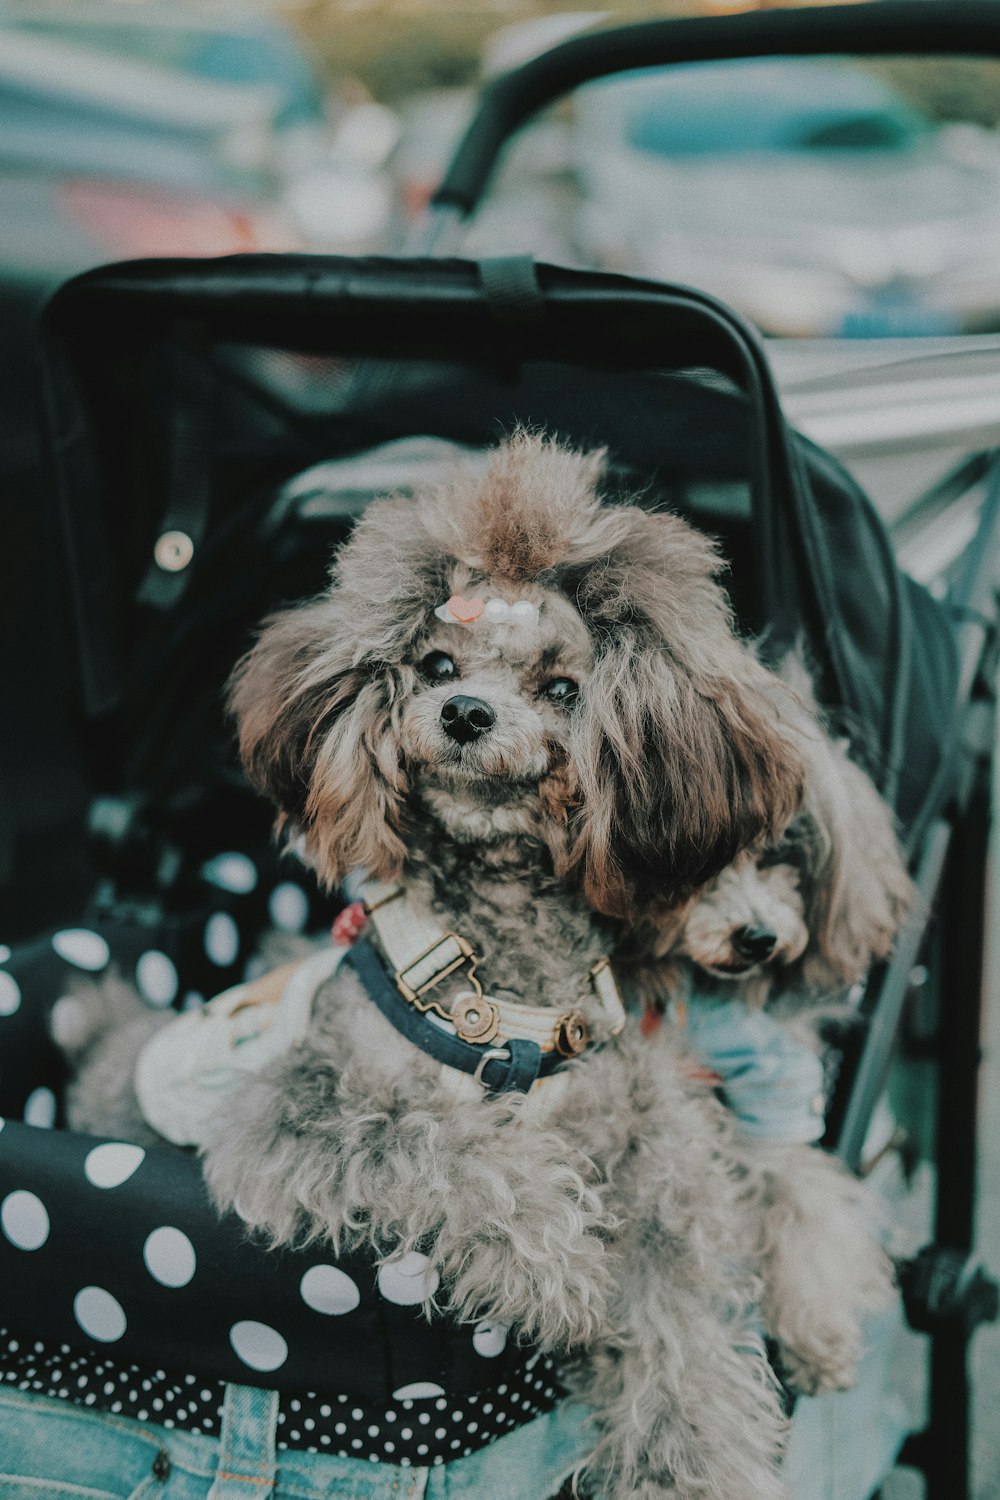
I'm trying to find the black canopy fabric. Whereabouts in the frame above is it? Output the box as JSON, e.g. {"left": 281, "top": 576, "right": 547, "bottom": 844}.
{"left": 40, "top": 254, "right": 957, "bottom": 835}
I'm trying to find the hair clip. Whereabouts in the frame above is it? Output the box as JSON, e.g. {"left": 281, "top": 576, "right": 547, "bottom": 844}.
{"left": 434, "top": 595, "right": 540, "bottom": 627}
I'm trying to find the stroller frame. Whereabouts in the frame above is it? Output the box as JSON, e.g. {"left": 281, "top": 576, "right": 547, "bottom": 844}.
{"left": 41, "top": 255, "right": 999, "bottom": 1500}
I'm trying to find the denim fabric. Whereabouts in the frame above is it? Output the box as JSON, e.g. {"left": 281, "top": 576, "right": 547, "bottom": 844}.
{"left": 0, "top": 1380, "right": 594, "bottom": 1500}
{"left": 684, "top": 995, "right": 828, "bottom": 1145}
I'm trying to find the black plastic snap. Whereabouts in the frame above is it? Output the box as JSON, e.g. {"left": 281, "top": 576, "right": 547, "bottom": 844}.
{"left": 152, "top": 1450, "right": 172, "bottom": 1482}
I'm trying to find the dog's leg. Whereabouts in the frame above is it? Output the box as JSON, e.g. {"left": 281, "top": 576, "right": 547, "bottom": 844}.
{"left": 204, "top": 1053, "right": 612, "bottom": 1349}
{"left": 570, "top": 1236, "right": 788, "bottom": 1500}
{"left": 562, "top": 1074, "right": 790, "bottom": 1500}
{"left": 746, "top": 1143, "right": 895, "bottom": 1395}
{"left": 428, "top": 1132, "right": 613, "bottom": 1352}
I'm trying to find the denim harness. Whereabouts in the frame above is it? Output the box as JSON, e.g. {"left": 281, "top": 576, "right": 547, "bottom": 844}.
{"left": 346, "top": 938, "right": 572, "bottom": 1094}
{"left": 356, "top": 878, "right": 626, "bottom": 1095}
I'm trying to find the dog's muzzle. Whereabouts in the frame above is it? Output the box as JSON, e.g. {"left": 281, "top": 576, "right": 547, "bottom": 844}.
{"left": 440, "top": 695, "right": 495, "bottom": 745}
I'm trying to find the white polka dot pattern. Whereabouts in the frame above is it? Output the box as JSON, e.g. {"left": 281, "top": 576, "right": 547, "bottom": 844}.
{"left": 83, "top": 1143, "right": 146, "bottom": 1190}
{"left": 392, "top": 1381, "right": 445, "bottom": 1400}
{"left": 268, "top": 882, "right": 309, "bottom": 934}
{"left": 0, "top": 1328, "right": 563, "bottom": 1464}
{"left": 229, "top": 1320, "right": 287, "bottom": 1372}
{"left": 201, "top": 853, "right": 258, "bottom": 895}
{"left": 300, "top": 1265, "right": 361, "bottom": 1316}
{"left": 73, "top": 1287, "right": 127, "bottom": 1343}
{"left": 22, "top": 1088, "right": 56, "bottom": 1129}
{"left": 376, "top": 1251, "right": 439, "bottom": 1306}
{"left": 135, "top": 950, "right": 179, "bottom": 1008}
{"left": 51, "top": 930, "right": 110, "bottom": 971}
{"left": 472, "top": 1320, "right": 509, "bottom": 1358}
{"left": 203, "top": 913, "right": 240, "bottom": 967}
{"left": 0, "top": 971, "right": 21, "bottom": 1016}
{"left": 1, "top": 1191, "right": 50, "bottom": 1250}
{"left": 143, "top": 1227, "right": 197, "bottom": 1288}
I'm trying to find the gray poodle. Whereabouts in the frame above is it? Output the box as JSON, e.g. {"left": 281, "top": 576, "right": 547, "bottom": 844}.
{"left": 646, "top": 671, "right": 912, "bottom": 1396}
{"left": 59, "top": 431, "right": 834, "bottom": 1498}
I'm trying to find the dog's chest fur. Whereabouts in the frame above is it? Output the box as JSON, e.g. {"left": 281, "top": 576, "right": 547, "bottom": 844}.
{"left": 405, "top": 832, "right": 613, "bottom": 1013}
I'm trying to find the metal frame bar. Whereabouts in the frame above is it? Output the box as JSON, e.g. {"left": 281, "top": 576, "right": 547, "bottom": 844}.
{"left": 924, "top": 702, "right": 994, "bottom": 1499}
{"left": 832, "top": 453, "right": 1000, "bottom": 1498}
{"left": 428, "top": 1, "right": 1000, "bottom": 224}
{"left": 834, "top": 454, "right": 1000, "bottom": 1169}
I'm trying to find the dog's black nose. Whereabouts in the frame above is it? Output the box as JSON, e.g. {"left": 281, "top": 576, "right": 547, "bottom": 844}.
{"left": 440, "top": 695, "right": 496, "bottom": 744}
{"left": 732, "top": 925, "right": 778, "bottom": 963}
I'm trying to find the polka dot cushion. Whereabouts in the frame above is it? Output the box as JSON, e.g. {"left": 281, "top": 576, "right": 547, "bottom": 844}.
{"left": 0, "top": 861, "right": 560, "bottom": 1450}
{"left": 0, "top": 1116, "right": 544, "bottom": 1401}
{"left": 0, "top": 1330, "right": 563, "bottom": 1464}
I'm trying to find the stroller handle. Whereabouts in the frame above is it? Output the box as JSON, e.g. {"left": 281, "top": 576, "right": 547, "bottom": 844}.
{"left": 428, "top": 0, "right": 1000, "bottom": 233}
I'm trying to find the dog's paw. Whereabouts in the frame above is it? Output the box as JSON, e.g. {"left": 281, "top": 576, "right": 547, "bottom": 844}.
{"left": 774, "top": 1318, "right": 864, "bottom": 1396}
{"left": 766, "top": 1246, "right": 892, "bottom": 1396}
{"left": 448, "top": 1227, "right": 609, "bottom": 1352}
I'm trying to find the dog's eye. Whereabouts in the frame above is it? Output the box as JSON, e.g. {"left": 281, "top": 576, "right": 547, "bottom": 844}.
{"left": 542, "top": 677, "right": 578, "bottom": 705}
{"left": 419, "top": 651, "right": 458, "bottom": 682}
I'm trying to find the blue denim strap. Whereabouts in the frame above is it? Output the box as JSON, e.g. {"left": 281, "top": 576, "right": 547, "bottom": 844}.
{"left": 207, "top": 1382, "right": 278, "bottom": 1498}
{"left": 346, "top": 939, "right": 559, "bottom": 1093}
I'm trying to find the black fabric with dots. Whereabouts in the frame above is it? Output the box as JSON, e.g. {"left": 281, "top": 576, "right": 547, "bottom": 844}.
{"left": 0, "top": 1330, "right": 563, "bottom": 1465}
{"left": 0, "top": 888, "right": 558, "bottom": 1402}
{"left": 0, "top": 871, "right": 563, "bottom": 1455}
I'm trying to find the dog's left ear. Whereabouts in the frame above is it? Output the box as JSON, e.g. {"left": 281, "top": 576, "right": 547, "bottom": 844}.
{"left": 798, "top": 747, "right": 914, "bottom": 989}
{"left": 569, "top": 631, "right": 804, "bottom": 919}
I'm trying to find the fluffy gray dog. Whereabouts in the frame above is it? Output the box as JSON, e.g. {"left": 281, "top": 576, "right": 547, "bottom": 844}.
{"left": 651, "top": 664, "right": 914, "bottom": 1009}
{"left": 646, "top": 675, "right": 912, "bottom": 1396}
{"left": 60, "top": 431, "right": 832, "bottom": 1498}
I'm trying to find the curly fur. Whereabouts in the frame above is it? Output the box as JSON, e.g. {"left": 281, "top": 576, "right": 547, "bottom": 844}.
{"left": 230, "top": 428, "right": 805, "bottom": 918}
{"left": 59, "top": 432, "right": 832, "bottom": 1498}
{"left": 640, "top": 661, "right": 911, "bottom": 1396}
{"left": 735, "top": 1140, "right": 895, "bottom": 1397}
{"left": 52, "top": 971, "right": 171, "bottom": 1150}
{"left": 650, "top": 661, "right": 915, "bottom": 1008}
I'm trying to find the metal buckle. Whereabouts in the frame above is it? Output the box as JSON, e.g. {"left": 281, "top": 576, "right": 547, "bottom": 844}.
{"left": 451, "top": 993, "right": 501, "bottom": 1045}
{"left": 555, "top": 1010, "right": 589, "bottom": 1058}
{"left": 396, "top": 933, "right": 482, "bottom": 1006}
{"left": 473, "top": 1047, "right": 511, "bottom": 1088}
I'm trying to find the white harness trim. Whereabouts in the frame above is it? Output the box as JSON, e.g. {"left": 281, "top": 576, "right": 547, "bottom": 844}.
{"left": 360, "top": 879, "right": 626, "bottom": 1055}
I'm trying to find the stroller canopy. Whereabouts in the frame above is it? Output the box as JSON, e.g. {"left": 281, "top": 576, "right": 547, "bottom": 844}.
{"left": 41, "top": 253, "right": 957, "bottom": 840}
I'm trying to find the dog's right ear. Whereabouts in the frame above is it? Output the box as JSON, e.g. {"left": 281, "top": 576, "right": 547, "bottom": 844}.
{"left": 569, "top": 630, "right": 804, "bottom": 920}
{"left": 227, "top": 598, "right": 407, "bottom": 886}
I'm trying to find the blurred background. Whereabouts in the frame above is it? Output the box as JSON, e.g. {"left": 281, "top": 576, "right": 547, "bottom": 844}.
{"left": 1, "top": 5, "right": 999, "bottom": 1496}
{"left": 8, "top": 0, "right": 1000, "bottom": 908}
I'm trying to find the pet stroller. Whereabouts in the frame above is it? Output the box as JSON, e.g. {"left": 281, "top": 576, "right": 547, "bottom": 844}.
{"left": 1, "top": 3, "right": 998, "bottom": 1496}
